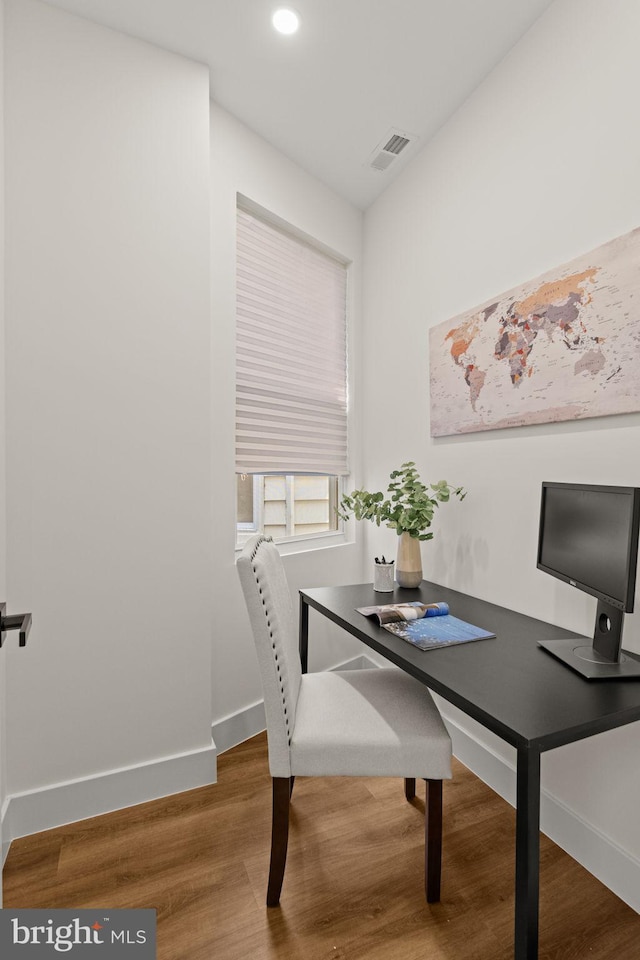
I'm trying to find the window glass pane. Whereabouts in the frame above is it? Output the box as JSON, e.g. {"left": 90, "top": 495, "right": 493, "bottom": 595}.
{"left": 236, "top": 474, "right": 254, "bottom": 525}
{"left": 236, "top": 475, "right": 340, "bottom": 543}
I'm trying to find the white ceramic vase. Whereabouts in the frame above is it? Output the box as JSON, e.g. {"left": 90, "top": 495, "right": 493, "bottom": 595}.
{"left": 396, "top": 531, "right": 423, "bottom": 588}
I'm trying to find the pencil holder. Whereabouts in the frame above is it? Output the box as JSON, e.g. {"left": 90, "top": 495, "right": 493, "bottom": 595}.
{"left": 373, "top": 561, "right": 394, "bottom": 593}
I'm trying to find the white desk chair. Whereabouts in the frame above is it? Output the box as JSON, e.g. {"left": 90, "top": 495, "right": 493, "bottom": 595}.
{"left": 237, "top": 534, "right": 452, "bottom": 906}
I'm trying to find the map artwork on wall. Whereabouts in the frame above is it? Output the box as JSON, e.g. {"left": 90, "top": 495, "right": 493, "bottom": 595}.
{"left": 429, "top": 226, "right": 640, "bottom": 437}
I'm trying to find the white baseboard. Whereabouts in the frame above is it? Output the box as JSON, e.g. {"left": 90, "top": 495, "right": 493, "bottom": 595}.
{"left": 212, "top": 699, "right": 267, "bottom": 756}
{"left": 4, "top": 742, "right": 217, "bottom": 844}
{"left": 443, "top": 711, "right": 640, "bottom": 914}
{"left": 1, "top": 795, "right": 10, "bottom": 868}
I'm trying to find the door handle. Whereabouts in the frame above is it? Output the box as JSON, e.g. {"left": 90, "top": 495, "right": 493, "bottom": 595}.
{"left": 0, "top": 603, "right": 32, "bottom": 647}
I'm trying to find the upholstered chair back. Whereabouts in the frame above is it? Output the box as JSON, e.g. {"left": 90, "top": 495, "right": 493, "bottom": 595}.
{"left": 237, "top": 535, "right": 302, "bottom": 778}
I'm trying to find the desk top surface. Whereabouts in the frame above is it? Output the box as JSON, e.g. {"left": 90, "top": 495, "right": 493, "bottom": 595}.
{"left": 300, "top": 581, "right": 640, "bottom": 751}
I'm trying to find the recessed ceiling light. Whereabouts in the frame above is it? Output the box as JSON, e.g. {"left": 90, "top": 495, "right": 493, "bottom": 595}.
{"left": 272, "top": 8, "right": 300, "bottom": 35}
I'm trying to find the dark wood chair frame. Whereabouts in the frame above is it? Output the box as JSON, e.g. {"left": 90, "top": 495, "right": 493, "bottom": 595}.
{"left": 266, "top": 774, "right": 444, "bottom": 906}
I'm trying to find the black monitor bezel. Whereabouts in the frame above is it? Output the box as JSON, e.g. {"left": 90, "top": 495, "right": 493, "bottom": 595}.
{"left": 537, "top": 481, "right": 640, "bottom": 614}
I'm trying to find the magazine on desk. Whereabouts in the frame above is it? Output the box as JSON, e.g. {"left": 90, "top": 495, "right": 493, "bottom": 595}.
{"left": 357, "top": 601, "right": 495, "bottom": 651}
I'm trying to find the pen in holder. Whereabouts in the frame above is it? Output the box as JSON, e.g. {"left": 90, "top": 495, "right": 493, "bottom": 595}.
{"left": 373, "top": 557, "right": 394, "bottom": 593}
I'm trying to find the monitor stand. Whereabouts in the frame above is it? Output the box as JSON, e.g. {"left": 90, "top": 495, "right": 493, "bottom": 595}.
{"left": 538, "top": 600, "right": 640, "bottom": 679}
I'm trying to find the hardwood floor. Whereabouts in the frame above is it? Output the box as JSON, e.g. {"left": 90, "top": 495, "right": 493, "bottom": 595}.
{"left": 4, "top": 733, "right": 639, "bottom": 959}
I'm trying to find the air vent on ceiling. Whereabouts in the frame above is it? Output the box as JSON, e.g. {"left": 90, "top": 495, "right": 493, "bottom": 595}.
{"left": 367, "top": 128, "right": 418, "bottom": 173}
{"left": 384, "top": 134, "right": 411, "bottom": 155}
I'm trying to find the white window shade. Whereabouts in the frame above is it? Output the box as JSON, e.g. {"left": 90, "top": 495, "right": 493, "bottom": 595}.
{"left": 236, "top": 207, "right": 349, "bottom": 476}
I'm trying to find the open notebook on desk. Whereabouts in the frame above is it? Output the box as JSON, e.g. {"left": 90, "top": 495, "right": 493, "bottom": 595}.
{"left": 357, "top": 601, "right": 495, "bottom": 651}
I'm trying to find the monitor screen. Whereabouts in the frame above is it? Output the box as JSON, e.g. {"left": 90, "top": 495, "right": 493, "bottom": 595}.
{"left": 537, "top": 482, "right": 640, "bottom": 613}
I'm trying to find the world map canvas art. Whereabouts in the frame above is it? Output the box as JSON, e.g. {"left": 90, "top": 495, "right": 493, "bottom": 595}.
{"left": 429, "top": 226, "right": 640, "bottom": 437}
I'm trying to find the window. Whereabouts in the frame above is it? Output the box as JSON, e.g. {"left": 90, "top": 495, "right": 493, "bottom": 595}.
{"left": 235, "top": 200, "right": 349, "bottom": 544}
{"left": 236, "top": 474, "right": 340, "bottom": 540}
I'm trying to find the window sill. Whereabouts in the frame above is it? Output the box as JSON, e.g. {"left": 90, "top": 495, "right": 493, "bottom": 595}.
{"left": 235, "top": 529, "right": 352, "bottom": 558}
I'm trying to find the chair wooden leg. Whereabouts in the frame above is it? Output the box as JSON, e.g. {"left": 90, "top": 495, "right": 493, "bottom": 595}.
{"left": 404, "top": 777, "right": 416, "bottom": 801}
{"left": 425, "top": 779, "right": 443, "bottom": 903}
{"left": 267, "top": 777, "right": 290, "bottom": 907}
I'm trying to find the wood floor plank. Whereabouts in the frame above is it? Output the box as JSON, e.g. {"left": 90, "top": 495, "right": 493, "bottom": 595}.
{"left": 3, "top": 733, "right": 639, "bottom": 959}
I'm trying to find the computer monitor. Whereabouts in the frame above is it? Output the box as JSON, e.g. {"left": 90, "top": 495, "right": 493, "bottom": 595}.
{"left": 536, "top": 481, "right": 640, "bottom": 679}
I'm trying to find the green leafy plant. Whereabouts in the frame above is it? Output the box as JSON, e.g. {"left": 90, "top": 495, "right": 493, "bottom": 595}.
{"left": 337, "top": 461, "right": 465, "bottom": 541}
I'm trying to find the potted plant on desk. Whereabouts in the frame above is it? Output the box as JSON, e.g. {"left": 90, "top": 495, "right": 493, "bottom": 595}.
{"left": 337, "top": 461, "right": 466, "bottom": 588}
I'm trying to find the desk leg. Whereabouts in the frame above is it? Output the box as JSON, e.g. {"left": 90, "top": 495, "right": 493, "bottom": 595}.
{"left": 514, "top": 745, "right": 541, "bottom": 960}
{"left": 299, "top": 595, "right": 309, "bottom": 674}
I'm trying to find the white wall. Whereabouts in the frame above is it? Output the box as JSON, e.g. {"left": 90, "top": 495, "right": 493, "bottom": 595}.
{"left": 1, "top": 0, "right": 368, "bottom": 836}
{"left": 209, "top": 102, "right": 366, "bottom": 746}
{"left": 3, "top": 0, "right": 214, "bottom": 833}
{"left": 0, "top": 0, "right": 8, "bottom": 877}
{"left": 362, "top": 0, "right": 640, "bottom": 908}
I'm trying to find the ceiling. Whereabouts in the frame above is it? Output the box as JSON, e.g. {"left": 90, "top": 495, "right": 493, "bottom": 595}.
{"left": 40, "top": 0, "right": 555, "bottom": 209}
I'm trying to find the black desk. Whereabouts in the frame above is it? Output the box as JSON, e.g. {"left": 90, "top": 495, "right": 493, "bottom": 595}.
{"left": 298, "top": 580, "right": 640, "bottom": 960}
